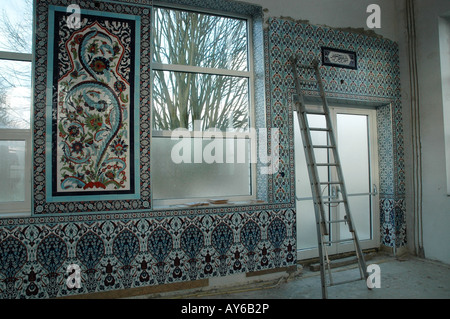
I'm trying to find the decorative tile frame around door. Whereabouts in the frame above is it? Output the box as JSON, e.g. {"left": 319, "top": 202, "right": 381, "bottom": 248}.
{"left": 265, "top": 18, "right": 406, "bottom": 249}
{"left": 33, "top": 0, "right": 151, "bottom": 215}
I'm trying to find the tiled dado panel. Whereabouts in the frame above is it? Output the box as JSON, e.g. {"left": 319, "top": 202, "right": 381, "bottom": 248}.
{"left": 265, "top": 18, "right": 406, "bottom": 248}
{"left": 0, "top": 208, "right": 296, "bottom": 298}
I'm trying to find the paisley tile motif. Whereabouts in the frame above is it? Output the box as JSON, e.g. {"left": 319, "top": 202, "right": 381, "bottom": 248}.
{"left": 241, "top": 219, "right": 261, "bottom": 271}
{"left": 211, "top": 222, "right": 234, "bottom": 256}
{"left": 268, "top": 218, "right": 287, "bottom": 249}
{"left": 36, "top": 234, "right": 68, "bottom": 297}
{"left": 241, "top": 220, "right": 262, "bottom": 253}
{"left": 76, "top": 231, "right": 105, "bottom": 270}
{"left": 113, "top": 229, "right": 140, "bottom": 288}
{"left": 211, "top": 222, "right": 234, "bottom": 275}
{"left": 37, "top": 234, "right": 67, "bottom": 274}
{"left": 148, "top": 227, "right": 173, "bottom": 284}
{"left": 180, "top": 225, "right": 204, "bottom": 279}
{"left": 0, "top": 237, "right": 28, "bottom": 299}
{"left": 113, "top": 229, "right": 140, "bottom": 267}
{"left": 0, "top": 237, "right": 28, "bottom": 279}
{"left": 148, "top": 227, "right": 173, "bottom": 263}
{"left": 180, "top": 225, "right": 204, "bottom": 260}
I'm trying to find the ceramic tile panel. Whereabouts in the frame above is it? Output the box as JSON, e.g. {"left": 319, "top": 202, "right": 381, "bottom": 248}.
{"left": 265, "top": 17, "right": 406, "bottom": 246}
{"left": 0, "top": 207, "right": 296, "bottom": 298}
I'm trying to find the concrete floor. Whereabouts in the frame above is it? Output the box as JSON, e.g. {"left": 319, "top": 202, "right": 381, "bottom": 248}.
{"left": 154, "top": 253, "right": 450, "bottom": 299}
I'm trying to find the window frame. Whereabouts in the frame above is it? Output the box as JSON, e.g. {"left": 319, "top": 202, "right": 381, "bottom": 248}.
{"left": 150, "top": 4, "right": 258, "bottom": 207}
{"left": 0, "top": 4, "right": 33, "bottom": 217}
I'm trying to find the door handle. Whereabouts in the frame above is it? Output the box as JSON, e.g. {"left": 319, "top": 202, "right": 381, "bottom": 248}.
{"left": 372, "top": 184, "right": 378, "bottom": 196}
{"left": 331, "top": 185, "right": 340, "bottom": 199}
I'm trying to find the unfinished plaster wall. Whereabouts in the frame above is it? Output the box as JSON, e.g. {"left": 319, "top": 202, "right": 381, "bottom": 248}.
{"left": 245, "top": 0, "right": 398, "bottom": 42}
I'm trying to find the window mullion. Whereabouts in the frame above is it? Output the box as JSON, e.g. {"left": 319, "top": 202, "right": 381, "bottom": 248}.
{"left": 0, "top": 51, "right": 32, "bottom": 62}
{"left": 151, "top": 62, "right": 251, "bottom": 78}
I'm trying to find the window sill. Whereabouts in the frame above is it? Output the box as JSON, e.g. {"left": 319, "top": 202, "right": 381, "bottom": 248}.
{"left": 0, "top": 211, "right": 32, "bottom": 219}
{"left": 153, "top": 199, "right": 267, "bottom": 211}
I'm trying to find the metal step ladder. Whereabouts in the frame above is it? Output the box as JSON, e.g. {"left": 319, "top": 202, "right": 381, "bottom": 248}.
{"left": 289, "top": 57, "right": 369, "bottom": 299}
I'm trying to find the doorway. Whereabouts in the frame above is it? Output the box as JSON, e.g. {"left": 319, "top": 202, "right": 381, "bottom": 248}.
{"left": 294, "top": 105, "right": 380, "bottom": 260}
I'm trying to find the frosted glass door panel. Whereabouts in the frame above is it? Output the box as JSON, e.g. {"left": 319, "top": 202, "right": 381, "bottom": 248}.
{"left": 336, "top": 114, "right": 370, "bottom": 194}
{"left": 339, "top": 196, "right": 372, "bottom": 241}
{"left": 336, "top": 114, "right": 372, "bottom": 242}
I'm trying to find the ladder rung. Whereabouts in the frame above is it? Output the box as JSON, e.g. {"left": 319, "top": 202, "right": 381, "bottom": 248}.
{"left": 323, "top": 238, "right": 354, "bottom": 244}
{"left": 315, "top": 163, "right": 339, "bottom": 167}
{"left": 323, "top": 199, "right": 345, "bottom": 204}
{"left": 313, "top": 145, "right": 334, "bottom": 149}
{"left": 320, "top": 181, "right": 342, "bottom": 185}
{"left": 309, "top": 127, "right": 330, "bottom": 132}
{"left": 304, "top": 109, "right": 327, "bottom": 115}
{"left": 312, "top": 195, "right": 334, "bottom": 201}
{"left": 326, "top": 219, "right": 347, "bottom": 224}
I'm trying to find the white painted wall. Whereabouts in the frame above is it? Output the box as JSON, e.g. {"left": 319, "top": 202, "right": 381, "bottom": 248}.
{"left": 244, "top": 0, "right": 399, "bottom": 41}
{"left": 397, "top": 0, "right": 450, "bottom": 264}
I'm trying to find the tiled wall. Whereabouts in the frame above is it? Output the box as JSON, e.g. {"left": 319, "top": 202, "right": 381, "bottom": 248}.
{"left": 0, "top": 206, "right": 295, "bottom": 298}
{"left": 0, "top": 0, "right": 298, "bottom": 299}
{"left": 0, "top": 0, "right": 405, "bottom": 299}
{"left": 264, "top": 17, "right": 406, "bottom": 249}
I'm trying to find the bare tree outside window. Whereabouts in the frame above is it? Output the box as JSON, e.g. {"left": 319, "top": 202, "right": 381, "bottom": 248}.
{"left": 151, "top": 7, "right": 256, "bottom": 203}
{"left": 152, "top": 8, "right": 250, "bottom": 132}
{"left": 0, "top": 0, "right": 32, "bottom": 129}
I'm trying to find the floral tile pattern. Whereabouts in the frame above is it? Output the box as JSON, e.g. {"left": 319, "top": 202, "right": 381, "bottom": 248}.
{"left": 0, "top": 208, "right": 296, "bottom": 298}
{"left": 53, "top": 10, "right": 137, "bottom": 196}
{"left": 265, "top": 17, "right": 406, "bottom": 248}
{"left": 33, "top": 0, "right": 151, "bottom": 214}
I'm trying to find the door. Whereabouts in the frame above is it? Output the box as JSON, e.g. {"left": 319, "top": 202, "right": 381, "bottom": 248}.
{"left": 294, "top": 105, "right": 379, "bottom": 260}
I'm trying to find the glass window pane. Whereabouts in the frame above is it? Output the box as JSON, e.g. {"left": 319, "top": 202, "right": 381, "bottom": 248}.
{"left": 0, "top": 60, "right": 31, "bottom": 129}
{"left": 337, "top": 114, "right": 370, "bottom": 194}
{"left": 0, "top": 0, "right": 33, "bottom": 54}
{"left": 152, "top": 137, "right": 252, "bottom": 200}
{"left": 152, "top": 70, "right": 249, "bottom": 131}
{"left": 152, "top": 7, "right": 248, "bottom": 71}
{"left": 296, "top": 199, "right": 319, "bottom": 250}
{"left": 336, "top": 113, "right": 372, "bottom": 242}
{"left": 0, "top": 140, "right": 26, "bottom": 202}
{"left": 340, "top": 196, "right": 372, "bottom": 241}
